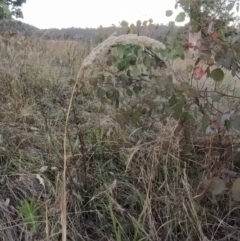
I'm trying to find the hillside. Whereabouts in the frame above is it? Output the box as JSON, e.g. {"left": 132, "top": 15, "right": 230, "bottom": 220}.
{"left": 0, "top": 19, "right": 39, "bottom": 35}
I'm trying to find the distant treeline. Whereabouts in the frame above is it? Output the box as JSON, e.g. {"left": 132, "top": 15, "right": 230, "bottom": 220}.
{"left": 35, "top": 24, "right": 174, "bottom": 41}
{"left": 0, "top": 19, "right": 189, "bottom": 43}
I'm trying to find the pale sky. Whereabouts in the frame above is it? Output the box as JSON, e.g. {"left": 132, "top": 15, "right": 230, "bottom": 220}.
{"left": 21, "top": 0, "right": 186, "bottom": 29}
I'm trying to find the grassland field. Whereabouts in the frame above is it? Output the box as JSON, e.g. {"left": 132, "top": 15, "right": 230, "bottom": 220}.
{"left": 0, "top": 35, "right": 240, "bottom": 241}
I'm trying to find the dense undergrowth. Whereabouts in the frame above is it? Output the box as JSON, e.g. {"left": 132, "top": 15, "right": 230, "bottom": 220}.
{"left": 0, "top": 33, "right": 240, "bottom": 241}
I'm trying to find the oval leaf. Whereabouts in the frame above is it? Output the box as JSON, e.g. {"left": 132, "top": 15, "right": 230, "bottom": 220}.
{"left": 211, "top": 92, "right": 222, "bottom": 102}
{"left": 210, "top": 68, "right": 224, "bottom": 82}
{"left": 97, "top": 87, "right": 106, "bottom": 98}
{"left": 209, "top": 178, "right": 226, "bottom": 195}
{"left": 166, "top": 10, "right": 173, "bottom": 17}
{"left": 226, "top": 3, "right": 235, "bottom": 11}
{"left": 232, "top": 115, "right": 240, "bottom": 131}
{"left": 231, "top": 178, "right": 240, "bottom": 201}
{"left": 186, "top": 65, "right": 193, "bottom": 72}
{"left": 175, "top": 12, "right": 186, "bottom": 22}
{"left": 193, "top": 67, "right": 205, "bottom": 80}
{"left": 211, "top": 31, "right": 218, "bottom": 39}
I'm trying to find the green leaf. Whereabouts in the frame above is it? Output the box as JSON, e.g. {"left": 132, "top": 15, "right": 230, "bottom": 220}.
{"left": 133, "top": 85, "right": 141, "bottom": 96}
{"left": 170, "top": 47, "right": 184, "bottom": 60}
{"left": 186, "top": 65, "right": 193, "bottom": 72}
{"left": 171, "top": 98, "right": 185, "bottom": 120}
{"left": 131, "top": 66, "right": 140, "bottom": 77}
{"left": 166, "top": 10, "right": 173, "bottom": 17}
{"left": 131, "top": 107, "right": 143, "bottom": 124}
{"left": 232, "top": 115, "right": 240, "bottom": 131}
{"left": 200, "top": 52, "right": 212, "bottom": 61}
{"left": 89, "top": 77, "right": 98, "bottom": 87}
{"left": 172, "top": 106, "right": 183, "bottom": 120}
{"left": 223, "top": 56, "right": 232, "bottom": 70}
{"left": 97, "top": 87, "right": 106, "bottom": 98}
{"left": 126, "top": 88, "right": 133, "bottom": 96}
{"left": 211, "top": 92, "right": 222, "bottom": 102}
{"left": 116, "top": 45, "right": 125, "bottom": 58}
{"left": 117, "top": 60, "right": 129, "bottom": 71}
{"left": 137, "top": 48, "right": 143, "bottom": 59}
{"left": 143, "top": 56, "right": 152, "bottom": 69}
{"left": 129, "top": 99, "right": 138, "bottom": 108}
{"left": 202, "top": 114, "right": 210, "bottom": 132}
{"left": 203, "top": 103, "right": 210, "bottom": 112}
{"left": 158, "top": 48, "right": 168, "bottom": 58}
{"left": 188, "top": 88, "right": 200, "bottom": 98}
{"left": 179, "top": 82, "right": 190, "bottom": 92}
{"left": 231, "top": 178, "right": 240, "bottom": 201}
{"left": 226, "top": 2, "right": 235, "bottom": 11}
{"left": 175, "top": 12, "right": 186, "bottom": 22}
{"left": 168, "top": 94, "right": 177, "bottom": 107}
{"left": 210, "top": 178, "right": 226, "bottom": 195}
{"left": 231, "top": 62, "right": 238, "bottom": 77}
{"left": 156, "top": 75, "right": 173, "bottom": 88}
{"left": 182, "top": 112, "right": 195, "bottom": 125}
{"left": 210, "top": 68, "right": 224, "bottom": 82}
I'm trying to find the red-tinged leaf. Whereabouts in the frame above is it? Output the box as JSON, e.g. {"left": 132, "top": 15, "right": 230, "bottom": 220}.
{"left": 187, "top": 42, "right": 194, "bottom": 48}
{"left": 193, "top": 67, "right": 205, "bottom": 80}
{"left": 206, "top": 58, "right": 215, "bottom": 66}
{"left": 211, "top": 31, "right": 218, "bottom": 39}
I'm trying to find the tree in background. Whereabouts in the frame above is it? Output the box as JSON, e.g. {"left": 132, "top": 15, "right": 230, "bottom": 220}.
{"left": 0, "top": 0, "right": 26, "bottom": 19}
{"left": 175, "top": 0, "right": 240, "bottom": 58}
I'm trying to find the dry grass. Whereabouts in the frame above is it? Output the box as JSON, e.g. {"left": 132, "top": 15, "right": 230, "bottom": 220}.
{"left": 0, "top": 34, "right": 240, "bottom": 241}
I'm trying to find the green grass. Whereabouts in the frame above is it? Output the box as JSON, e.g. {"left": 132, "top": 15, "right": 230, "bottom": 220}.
{"left": 0, "top": 34, "right": 240, "bottom": 241}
